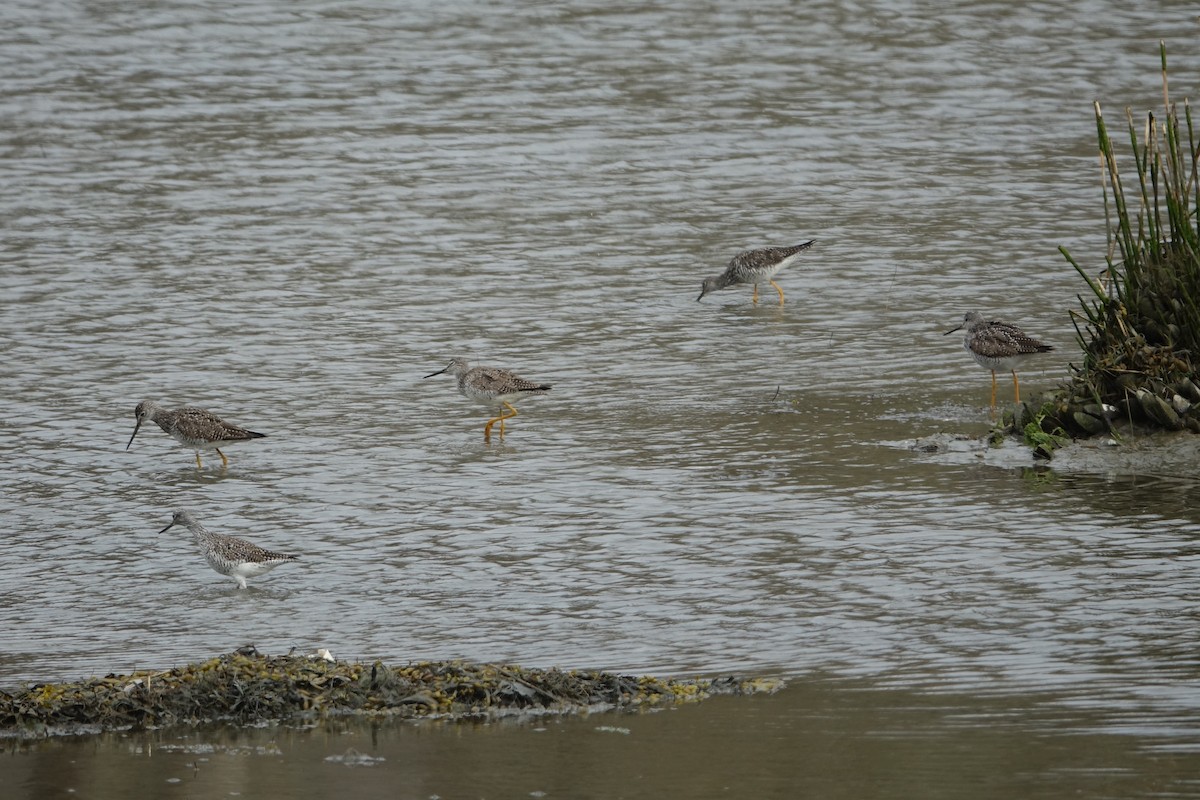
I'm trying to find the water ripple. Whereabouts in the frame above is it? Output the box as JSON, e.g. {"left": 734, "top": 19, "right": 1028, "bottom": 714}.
{"left": 1, "top": 1, "right": 1198, "bottom": 741}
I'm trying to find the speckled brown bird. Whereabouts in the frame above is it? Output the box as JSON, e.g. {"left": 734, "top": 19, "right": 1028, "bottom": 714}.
{"left": 158, "top": 510, "right": 297, "bottom": 589}
{"left": 126, "top": 400, "right": 265, "bottom": 469}
{"left": 424, "top": 358, "right": 551, "bottom": 442}
{"left": 945, "top": 311, "right": 1054, "bottom": 409}
{"left": 698, "top": 241, "right": 815, "bottom": 305}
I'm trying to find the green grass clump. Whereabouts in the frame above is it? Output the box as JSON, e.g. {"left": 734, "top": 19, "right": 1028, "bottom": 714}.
{"left": 1058, "top": 43, "right": 1200, "bottom": 433}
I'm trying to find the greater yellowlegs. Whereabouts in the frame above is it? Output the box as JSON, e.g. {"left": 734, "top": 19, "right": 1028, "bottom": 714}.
{"left": 126, "top": 401, "right": 265, "bottom": 469}
{"left": 945, "top": 311, "right": 1054, "bottom": 409}
{"left": 158, "top": 510, "right": 297, "bottom": 589}
{"left": 698, "top": 240, "right": 815, "bottom": 305}
{"left": 424, "top": 358, "right": 551, "bottom": 441}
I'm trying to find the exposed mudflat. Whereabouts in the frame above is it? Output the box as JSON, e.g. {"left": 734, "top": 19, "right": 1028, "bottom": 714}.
{"left": 0, "top": 650, "right": 781, "bottom": 739}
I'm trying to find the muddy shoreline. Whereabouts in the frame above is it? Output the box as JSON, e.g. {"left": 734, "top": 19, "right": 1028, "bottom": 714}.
{"left": 0, "top": 649, "right": 783, "bottom": 739}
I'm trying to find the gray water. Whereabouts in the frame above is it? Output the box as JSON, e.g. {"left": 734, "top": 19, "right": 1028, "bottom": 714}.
{"left": 7, "top": 682, "right": 1199, "bottom": 800}
{"left": 3, "top": 0, "right": 1200, "bottom": 795}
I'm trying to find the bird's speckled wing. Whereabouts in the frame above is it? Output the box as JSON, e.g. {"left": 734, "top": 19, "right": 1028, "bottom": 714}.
{"left": 469, "top": 367, "right": 550, "bottom": 394}
{"left": 729, "top": 241, "right": 814, "bottom": 272}
{"left": 211, "top": 533, "right": 297, "bottom": 564}
{"left": 175, "top": 407, "right": 265, "bottom": 442}
{"left": 971, "top": 321, "right": 1054, "bottom": 358}
{"left": 724, "top": 241, "right": 815, "bottom": 284}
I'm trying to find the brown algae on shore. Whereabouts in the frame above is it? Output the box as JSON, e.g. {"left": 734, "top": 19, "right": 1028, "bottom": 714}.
{"left": 0, "top": 650, "right": 784, "bottom": 738}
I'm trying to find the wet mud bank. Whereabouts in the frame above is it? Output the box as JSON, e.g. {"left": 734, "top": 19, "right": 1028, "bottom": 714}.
{"left": 0, "top": 650, "right": 782, "bottom": 739}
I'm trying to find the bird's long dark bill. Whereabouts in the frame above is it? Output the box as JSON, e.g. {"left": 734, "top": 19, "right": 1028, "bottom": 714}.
{"left": 423, "top": 368, "right": 448, "bottom": 379}
{"left": 126, "top": 420, "right": 144, "bottom": 450}
{"left": 157, "top": 520, "right": 176, "bottom": 534}
{"left": 696, "top": 289, "right": 707, "bottom": 302}
{"left": 943, "top": 325, "right": 963, "bottom": 335}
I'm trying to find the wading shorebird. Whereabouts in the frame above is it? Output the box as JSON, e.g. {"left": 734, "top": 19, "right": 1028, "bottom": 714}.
{"left": 126, "top": 400, "right": 265, "bottom": 469}
{"left": 945, "top": 311, "right": 1054, "bottom": 410}
{"left": 424, "top": 358, "right": 551, "bottom": 442}
{"left": 158, "top": 510, "right": 297, "bottom": 590}
{"left": 698, "top": 240, "right": 815, "bottom": 305}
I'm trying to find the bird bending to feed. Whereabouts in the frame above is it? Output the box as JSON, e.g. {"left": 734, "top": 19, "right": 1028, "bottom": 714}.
{"left": 944, "top": 311, "right": 1054, "bottom": 409}
{"left": 698, "top": 240, "right": 815, "bottom": 305}
{"left": 126, "top": 400, "right": 265, "bottom": 469}
{"left": 424, "top": 358, "right": 551, "bottom": 442}
{"left": 158, "top": 510, "right": 297, "bottom": 590}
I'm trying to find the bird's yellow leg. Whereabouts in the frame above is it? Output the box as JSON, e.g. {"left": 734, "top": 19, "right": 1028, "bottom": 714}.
{"left": 1012, "top": 371, "right": 1021, "bottom": 404}
{"left": 770, "top": 279, "right": 785, "bottom": 305}
{"left": 194, "top": 452, "right": 203, "bottom": 470}
{"left": 989, "top": 371, "right": 998, "bottom": 411}
{"left": 483, "top": 404, "right": 519, "bottom": 441}
{"left": 497, "top": 402, "right": 519, "bottom": 437}
{"left": 216, "top": 448, "right": 229, "bottom": 468}
{"left": 751, "top": 284, "right": 759, "bottom": 304}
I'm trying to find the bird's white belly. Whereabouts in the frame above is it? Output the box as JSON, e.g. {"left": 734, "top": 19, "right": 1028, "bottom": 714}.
{"left": 968, "top": 349, "right": 1021, "bottom": 372}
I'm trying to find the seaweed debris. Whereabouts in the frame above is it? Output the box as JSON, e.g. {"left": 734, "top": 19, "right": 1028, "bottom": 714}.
{"left": 0, "top": 649, "right": 783, "bottom": 738}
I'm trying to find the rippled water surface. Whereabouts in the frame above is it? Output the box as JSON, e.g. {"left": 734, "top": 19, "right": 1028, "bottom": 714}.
{"left": 3, "top": 0, "right": 1200, "bottom": 794}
